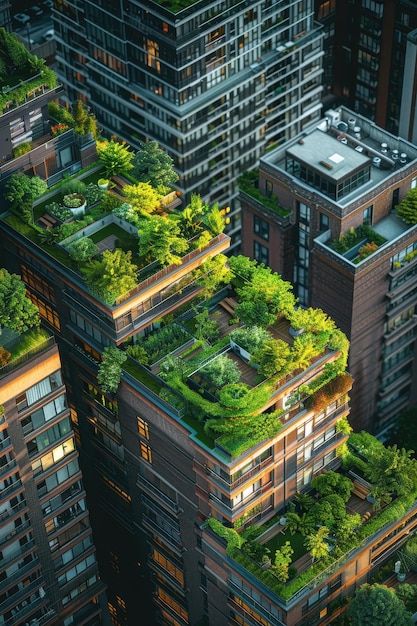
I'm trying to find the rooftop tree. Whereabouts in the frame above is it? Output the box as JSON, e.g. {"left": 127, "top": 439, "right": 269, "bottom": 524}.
{"left": 123, "top": 182, "right": 162, "bottom": 215}
{"left": 396, "top": 188, "right": 417, "bottom": 225}
{"left": 98, "top": 346, "right": 127, "bottom": 394}
{"left": 81, "top": 249, "right": 138, "bottom": 305}
{"left": 0, "top": 269, "right": 40, "bottom": 335}
{"left": 348, "top": 584, "right": 413, "bottom": 626}
{"left": 97, "top": 139, "right": 134, "bottom": 178}
{"left": 5, "top": 173, "right": 47, "bottom": 223}
{"left": 138, "top": 215, "right": 188, "bottom": 266}
{"left": 132, "top": 140, "right": 178, "bottom": 191}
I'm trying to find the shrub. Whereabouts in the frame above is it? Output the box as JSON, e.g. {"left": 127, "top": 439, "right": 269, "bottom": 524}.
{"left": 0, "top": 346, "right": 11, "bottom": 366}
{"left": 230, "top": 326, "right": 271, "bottom": 354}
{"left": 13, "top": 142, "right": 32, "bottom": 157}
{"left": 84, "top": 183, "right": 103, "bottom": 206}
{"left": 45, "top": 202, "right": 72, "bottom": 221}
{"left": 200, "top": 354, "right": 241, "bottom": 387}
{"left": 61, "top": 180, "right": 87, "bottom": 196}
{"left": 63, "top": 193, "right": 84, "bottom": 208}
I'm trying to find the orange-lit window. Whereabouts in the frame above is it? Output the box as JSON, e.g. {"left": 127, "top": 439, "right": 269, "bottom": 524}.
{"left": 137, "top": 417, "right": 149, "bottom": 439}
{"left": 140, "top": 441, "right": 152, "bottom": 463}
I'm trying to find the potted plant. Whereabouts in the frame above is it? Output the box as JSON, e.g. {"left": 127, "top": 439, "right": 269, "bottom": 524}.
{"left": 98, "top": 178, "right": 110, "bottom": 190}
{"left": 62, "top": 193, "right": 86, "bottom": 216}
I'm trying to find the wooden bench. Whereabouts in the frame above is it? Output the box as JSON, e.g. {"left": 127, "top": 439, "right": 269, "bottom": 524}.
{"left": 37, "top": 213, "right": 58, "bottom": 229}
{"left": 352, "top": 479, "right": 369, "bottom": 500}
{"left": 219, "top": 300, "right": 235, "bottom": 316}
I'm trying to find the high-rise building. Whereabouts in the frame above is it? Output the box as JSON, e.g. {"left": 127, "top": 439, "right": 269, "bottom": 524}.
{"left": 0, "top": 329, "right": 107, "bottom": 626}
{"left": 53, "top": 0, "right": 325, "bottom": 248}
{"left": 240, "top": 106, "right": 417, "bottom": 433}
{"left": 2, "top": 141, "right": 417, "bottom": 625}
{"left": 329, "top": 0, "right": 417, "bottom": 139}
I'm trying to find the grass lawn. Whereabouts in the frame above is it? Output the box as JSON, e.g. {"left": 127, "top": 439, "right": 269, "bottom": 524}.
{"left": 8, "top": 329, "right": 51, "bottom": 360}
{"left": 123, "top": 359, "right": 163, "bottom": 395}
{"left": 263, "top": 530, "right": 306, "bottom": 561}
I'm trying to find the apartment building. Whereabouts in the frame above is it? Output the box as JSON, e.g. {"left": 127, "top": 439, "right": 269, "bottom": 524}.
{"left": 53, "top": 0, "right": 324, "bottom": 248}
{"left": 2, "top": 143, "right": 417, "bottom": 624}
{"left": 0, "top": 30, "right": 96, "bottom": 197}
{"left": 0, "top": 332, "right": 106, "bottom": 626}
{"left": 331, "top": 0, "right": 417, "bottom": 139}
{"left": 240, "top": 106, "right": 417, "bottom": 433}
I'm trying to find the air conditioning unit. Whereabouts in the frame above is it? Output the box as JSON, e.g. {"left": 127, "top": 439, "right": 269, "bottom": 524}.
{"left": 325, "top": 109, "right": 341, "bottom": 127}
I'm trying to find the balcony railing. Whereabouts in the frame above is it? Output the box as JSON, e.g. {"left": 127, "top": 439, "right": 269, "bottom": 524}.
{"left": 0, "top": 337, "right": 55, "bottom": 379}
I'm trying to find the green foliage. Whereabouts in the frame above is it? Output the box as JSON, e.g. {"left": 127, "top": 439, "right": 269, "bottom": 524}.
{"left": 134, "top": 324, "right": 190, "bottom": 364}
{"left": 61, "top": 179, "right": 87, "bottom": 196}
{"left": 196, "top": 254, "right": 231, "bottom": 299}
{"left": 230, "top": 326, "right": 271, "bottom": 354}
{"left": 125, "top": 344, "right": 149, "bottom": 366}
{"left": 132, "top": 140, "right": 178, "bottom": 190}
{"left": 200, "top": 354, "right": 241, "bottom": 387}
{"left": 138, "top": 215, "right": 188, "bottom": 266}
{"left": 48, "top": 101, "right": 74, "bottom": 126}
{"left": 348, "top": 584, "right": 414, "bottom": 625}
{"left": 0, "top": 269, "right": 40, "bottom": 333}
{"left": 273, "top": 541, "right": 294, "bottom": 582}
{"left": 193, "top": 307, "right": 220, "bottom": 342}
{"left": 402, "top": 535, "right": 417, "bottom": 565}
{"left": 234, "top": 300, "right": 275, "bottom": 328}
{"left": 289, "top": 307, "right": 336, "bottom": 333}
{"left": 6, "top": 174, "right": 47, "bottom": 222}
{"left": 396, "top": 188, "right": 417, "bottom": 225}
{"left": 330, "top": 224, "right": 387, "bottom": 254}
{"left": 97, "top": 346, "right": 127, "bottom": 394}
{"left": 123, "top": 182, "right": 162, "bottom": 215}
{"left": 45, "top": 202, "right": 72, "bottom": 221}
{"left": 72, "top": 100, "right": 98, "bottom": 138}
{"left": 228, "top": 255, "right": 259, "bottom": 282}
{"left": 0, "top": 29, "right": 57, "bottom": 112}
{"left": 304, "top": 526, "right": 329, "bottom": 562}
{"left": 81, "top": 249, "right": 138, "bottom": 305}
{"left": 311, "top": 470, "right": 353, "bottom": 502}
{"left": 217, "top": 383, "right": 251, "bottom": 410}
{"left": 234, "top": 262, "right": 296, "bottom": 319}
{"left": 13, "top": 141, "right": 32, "bottom": 158}
{"left": 284, "top": 511, "right": 301, "bottom": 535}
{"left": 84, "top": 183, "right": 103, "bottom": 206}
{"left": 253, "top": 338, "right": 291, "bottom": 378}
{"left": 239, "top": 170, "right": 290, "bottom": 217}
{"left": 67, "top": 237, "right": 99, "bottom": 262}
{"left": 97, "top": 140, "right": 134, "bottom": 178}
{"left": 207, "top": 518, "right": 244, "bottom": 551}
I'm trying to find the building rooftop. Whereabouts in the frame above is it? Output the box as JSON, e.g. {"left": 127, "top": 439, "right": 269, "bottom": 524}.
{"left": 263, "top": 106, "right": 417, "bottom": 208}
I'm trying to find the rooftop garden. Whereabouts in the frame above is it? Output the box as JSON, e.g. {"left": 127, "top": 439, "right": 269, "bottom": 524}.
{"left": 0, "top": 29, "right": 57, "bottom": 114}
{"left": 0, "top": 268, "right": 51, "bottom": 374}
{"left": 3, "top": 139, "right": 230, "bottom": 306}
{"left": 114, "top": 254, "right": 351, "bottom": 457}
{"left": 239, "top": 170, "right": 291, "bottom": 218}
{"left": 207, "top": 431, "right": 417, "bottom": 602}
{"left": 328, "top": 224, "right": 387, "bottom": 263}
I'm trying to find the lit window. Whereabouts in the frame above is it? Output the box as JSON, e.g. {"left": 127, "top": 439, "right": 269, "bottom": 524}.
{"left": 137, "top": 417, "right": 149, "bottom": 439}
{"left": 140, "top": 441, "right": 152, "bottom": 463}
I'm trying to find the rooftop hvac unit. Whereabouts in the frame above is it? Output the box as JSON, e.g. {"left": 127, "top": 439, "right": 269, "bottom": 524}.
{"left": 400, "top": 153, "right": 407, "bottom": 164}
{"left": 381, "top": 143, "right": 388, "bottom": 153}
{"left": 325, "top": 109, "right": 341, "bottom": 127}
{"left": 373, "top": 157, "right": 381, "bottom": 167}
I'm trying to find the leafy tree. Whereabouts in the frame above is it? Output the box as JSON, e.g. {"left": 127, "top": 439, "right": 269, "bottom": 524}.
{"left": 196, "top": 254, "right": 231, "bottom": 299}
{"left": 81, "top": 249, "right": 138, "bottom": 305}
{"left": 348, "top": 583, "right": 413, "bottom": 625}
{"left": 193, "top": 307, "right": 220, "bottom": 342}
{"left": 272, "top": 541, "right": 294, "bottom": 582}
{"left": 284, "top": 511, "right": 300, "bottom": 535}
{"left": 97, "top": 140, "right": 134, "bottom": 178}
{"left": 5, "top": 174, "right": 47, "bottom": 223}
{"left": 125, "top": 344, "right": 149, "bottom": 366}
{"left": 311, "top": 470, "right": 353, "bottom": 502}
{"left": 98, "top": 346, "right": 127, "bottom": 393}
{"left": 304, "top": 526, "right": 329, "bottom": 562}
{"left": 67, "top": 237, "right": 99, "bottom": 263}
{"left": 322, "top": 494, "right": 346, "bottom": 522}
{"left": 0, "top": 269, "right": 40, "bottom": 334}
{"left": 364, "top": 444, "right": 417, "bottom": 505}
{"left": 333, "top": 513, "right": 361, "bottom": 549}
{"left": 295, "top": 492, "right": 315, "bottom": 512}
{"left": 202, "top": 203, "right": 226, "bottom": 236}
{"left": 253, "top": 338, "right": 291, "bottom": 378}
{"left": 123, "top": 182, "right": 161, "bottom": 215}
{"left": 138, "top": 216, "right": 188, "bottom": 266}
{"left": 396, "top": 188, "right": 417, "bottom": 225}
{"left": 291, "top": 336, "right": 321, "bottom": 369}
{"left": 228, "top": 254, "right": 258, "bottom": 282}
{"left": 235, "top": 264, "right": 296, "bottom": 318}
{"left": 298, "top": 512, "right": 315, "bottom": 536}
{"left": 234, "top": 300, "right": 275, "bottom": 328}
{"left": 132, "top": 140, "right": 178, "bottom": 190}
{"left": 200, "top": 354, "right": 241, "bottom": 387}
{"left": 395, "top": 583, "right": 417, "bottom": 606}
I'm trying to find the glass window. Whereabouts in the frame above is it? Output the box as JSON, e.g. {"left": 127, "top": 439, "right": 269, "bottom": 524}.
{"left": 254, "top": 241, "right": 269, "bottom": 265}
{"left": 254, "top": 215, "right": 269, "bottom": 241}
